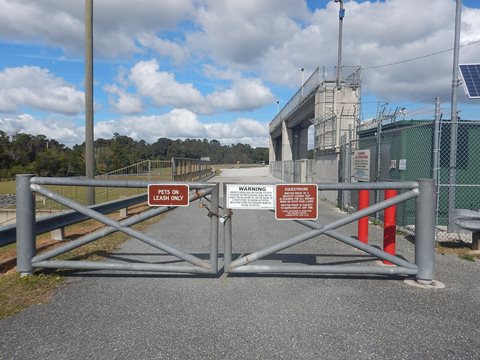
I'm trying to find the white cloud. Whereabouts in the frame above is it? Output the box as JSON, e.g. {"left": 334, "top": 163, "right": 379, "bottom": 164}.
{"left": 137, "top": 33, "right": 191, "bottom": 64}
{"left": 187, "top": 0, "right": 309, "bottom": 65}
{"left": 2, "top": 0, "right": 479, "bottom": 119}
{"left": 129, "top": 59, "right": 204, "bottom": 108}
{"left": 103, "top": 84, "right": 143, "bottom": 115}
{"left": 96, "top": 109, "right": 268, "bottom": 146}
{"left": 206, "top": 79, "right": 274, "bottom": 112}
{"left": 0, "top": 114, "right": 82, "bottom": 146}
{"left": 96, "top": 109, "right": 205, "bottom": 140}
{"left": 0, "top": 0, "right": 195, "bottom": 57}
{"left": 126, "top": 59, "right": 274, "bottom": 114}
{"left": 248, "top": 0, "right": 480, "bottom": 103}
{"left": 0, "top": 66, "right": 84, "bottom": 115}
{"left": 1, "top": 110, "right": 269, "bottom": 147}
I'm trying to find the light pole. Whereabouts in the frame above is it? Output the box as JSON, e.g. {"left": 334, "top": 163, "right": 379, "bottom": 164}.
{"left": 299, "top": 68, "right": 305, "bottom": 98}
{"left": 335, "top": 0, "right": 345, "bottom": 89}
{"left": 276, "top": 99, "right": 280, "bottom": 113}
{"left": 85, "top": 0, "right": 95, "bottom": 205}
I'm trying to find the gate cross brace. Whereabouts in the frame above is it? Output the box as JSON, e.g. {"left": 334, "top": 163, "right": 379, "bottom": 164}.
{"left": 229, "top": 189, "right": 418, "bottom": 269}
{"left": 30, "top": 184, "right": 212, "bottom": 270}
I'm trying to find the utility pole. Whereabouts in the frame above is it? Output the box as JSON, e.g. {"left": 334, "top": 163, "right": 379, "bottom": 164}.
{"left": 85, "top": 0, "right": 95, "bottom": 205}
{"left": 300, "top": 68, "right": 305, "bottom": 98}
{"left": 335, "top": 0, "right": 345, "bottom": 89}
{"left": 448, "top": 0, "right": 462, "bottom": 231}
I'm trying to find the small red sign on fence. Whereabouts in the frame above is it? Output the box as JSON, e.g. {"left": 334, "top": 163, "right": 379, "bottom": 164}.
{"left": 148, "top": 185, "right": 190, "bottom": 207}
{"left": 275, "top": 184, "right": 318, "bottom": 220}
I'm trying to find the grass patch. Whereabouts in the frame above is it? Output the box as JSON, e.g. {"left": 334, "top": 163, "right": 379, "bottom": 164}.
{"left": 0, "top": 180, "right": 16, "bottom": 194}
{"left": 459, "top": 254, "right": 476, "bottom": 262}
{"left": 0, "top": 271, "right": 63, "bottom": 318}
{"left": 436, "top": 241, "right": 480, "bottom": 262}
{"left": 0, "top": 203, "right": 164, "bottom": 319}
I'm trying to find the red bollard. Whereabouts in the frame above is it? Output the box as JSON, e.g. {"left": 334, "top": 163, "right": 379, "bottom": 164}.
{"left": 358, "top": 190, "right": 369, "bottom": 243}
{"left": 383, "top": 189, "right": 397, "bottom": 265}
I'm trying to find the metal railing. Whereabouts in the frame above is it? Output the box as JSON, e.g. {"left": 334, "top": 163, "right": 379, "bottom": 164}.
{"left": 16, "top": 175, "right": 219, "bottom": 275}
{"left": 223, "top": 180, "right": 436, "bottom": 284}
{"left": 172, "top": 158, "right": 213, "bottom": 181}
{"left": 0, "top": 193, "right": 146, "bottom": 247}
{"left": 269, "top": 67, "right": 321, "bottom": 133}
{"left": 0, "top": 158, "right": 213, "bottom": 230}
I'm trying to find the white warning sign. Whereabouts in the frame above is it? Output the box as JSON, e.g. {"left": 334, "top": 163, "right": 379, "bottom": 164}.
{"left": 226, "top": 184, "right": 275, "bottom": 210}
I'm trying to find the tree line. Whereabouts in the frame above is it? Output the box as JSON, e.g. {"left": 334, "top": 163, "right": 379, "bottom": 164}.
{"left": 0, "top": 131, "right": 269, "bottom": 179}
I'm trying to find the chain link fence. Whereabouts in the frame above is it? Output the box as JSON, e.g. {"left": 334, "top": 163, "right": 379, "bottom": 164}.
{"left": 351, "top": 119, "right": 480, "bottom": 243}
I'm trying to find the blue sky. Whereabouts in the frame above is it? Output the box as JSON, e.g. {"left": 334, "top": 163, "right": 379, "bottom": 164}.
{"left": 0, "top": 0, "right": 479, "bottom": 147}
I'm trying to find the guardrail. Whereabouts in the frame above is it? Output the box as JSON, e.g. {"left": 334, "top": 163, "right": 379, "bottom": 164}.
{"left": 0, "top": 193, "right": 146, "bottom": 247}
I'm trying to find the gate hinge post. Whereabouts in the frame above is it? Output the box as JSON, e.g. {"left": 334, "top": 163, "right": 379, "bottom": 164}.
{"left": 16, "top": 174, "right": 36, "bottom": 276}
{"left": 415, "top": 179, "right": 436, "bottom": 284}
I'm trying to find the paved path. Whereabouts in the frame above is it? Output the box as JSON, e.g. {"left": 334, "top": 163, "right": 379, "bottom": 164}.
{"left": 1, "top": 167, "right": 479, "bottom": 359}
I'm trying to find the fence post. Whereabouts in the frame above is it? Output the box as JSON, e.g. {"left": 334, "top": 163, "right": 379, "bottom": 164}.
{"left": 171, "top": 158, "right": 176, "bottom": 181}
{"left": 358, "top": 190, "right": 369, "bottom": 243}
{"left": 383, "top": 189, "right": 397, "bottom": 265}
{"left": 415, "top": 179, "right": 436, "bottom": 284}
{"left": 209, "top": 184, "right": 219, "bottom": 273}
{"left": 223, "top": 184, "right": 232, "bottom": 273}
{"left": 16, "top": 174, "right": 36, "bottom": 276}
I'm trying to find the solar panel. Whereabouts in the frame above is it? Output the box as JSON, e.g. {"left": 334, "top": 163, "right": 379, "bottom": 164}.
{"left": 459, "top": 64, "right": 480, "bottom": 99}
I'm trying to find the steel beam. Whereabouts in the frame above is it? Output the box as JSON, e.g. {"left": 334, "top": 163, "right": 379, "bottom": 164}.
{"left": 32, "top": 260, "right": 212, "bottom": 274}
{"left": 228, "top": 265, "right": 417, "bottom": 276}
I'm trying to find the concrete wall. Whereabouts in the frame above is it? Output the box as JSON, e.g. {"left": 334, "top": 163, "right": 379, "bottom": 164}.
{"left": 314, "top": 82, "right": 360, "bottom": 154}
{"left": 271, "top": 155, "right": 340, "bottom": 205}
{"left": 311, "top": 153, "right": 339, "bottom": 204}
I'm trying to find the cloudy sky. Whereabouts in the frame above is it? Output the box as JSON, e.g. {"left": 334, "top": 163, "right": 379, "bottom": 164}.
{"left": 0, "top": 0, "right": 479, "bottom": 147}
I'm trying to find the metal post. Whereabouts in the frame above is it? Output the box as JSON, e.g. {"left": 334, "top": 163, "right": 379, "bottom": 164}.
{"left": 148, "top": 160, "right": 151, "bottom": 182}
{"left": 16, "top": 174, "right": 36, "bottom": 276}
{"left": 343, "top": 124, "right": 352, "bottom": 208}
{"left": 448, "top": 0, "right": 462, "bottom": 231}
{"left": 336, "top": 0, "right": 344, "bottom": 89}
{"left": 209, "top": 184, "right": 219, "bottom": 273}
{"left": 383, "top": 189, "right": 397, "bottom": 265}
{"left": 375, "top": 118, "right": 382, "bottom": 219}
{"left": 85, "top": 0, "right": 95, "bottom": 205}
{"left": 432, "top": 97, "right": 441, "bottom": 185}
{"left": 415, "top": 179, "right": 436, "bottom": 284}
{"left": 300, "top": 67, "right": 305, "bottom": 98}
{"left": 171, "top": 157, "right": 176, "bottom": 181}
{"left": 358, "top": 190, "right": 369, "bottom": 243}
{"left": 223, "top": 184, "right": 232, "bottom": 273}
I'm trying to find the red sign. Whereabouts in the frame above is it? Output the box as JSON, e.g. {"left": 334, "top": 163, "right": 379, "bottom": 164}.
{"left": 148, "top": 185, "right": 190, "bottom": 207}
{"left": 275, "top": 184, "right": 318, "bottom": 220}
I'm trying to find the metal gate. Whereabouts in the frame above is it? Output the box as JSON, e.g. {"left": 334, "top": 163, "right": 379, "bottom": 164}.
{"left": 15, "top": 175, "right": 436, "bottom": 284}
{"left": 223, "top": 180, "right": 436, "bottom": 284}
{"left": 16, "top": 175, "right": 219, "bottom": 275}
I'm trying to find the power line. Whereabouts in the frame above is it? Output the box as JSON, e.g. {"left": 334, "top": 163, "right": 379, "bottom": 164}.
{"left": 364, "top": 39, "right": 480, "bottom": 70}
